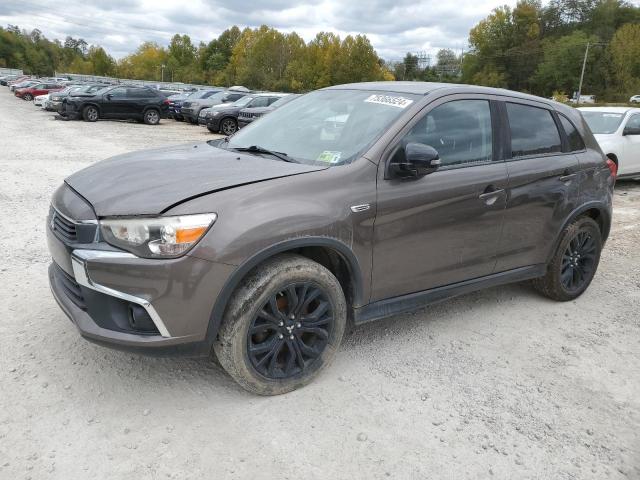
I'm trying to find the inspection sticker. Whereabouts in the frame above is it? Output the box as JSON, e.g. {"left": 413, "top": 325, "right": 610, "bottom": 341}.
{"left": 317, "top": 151, "right": 342, "bottom": 164}
{"left": 364, "top": 94, "right": 413, "bottom": 109}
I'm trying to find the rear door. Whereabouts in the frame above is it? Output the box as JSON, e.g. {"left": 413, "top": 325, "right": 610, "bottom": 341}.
{"left": 494, "top": 101, "right": 581, "bottom": 271}
{"left": 372, "top": 96, "right": 508, "bottom": 301}
{"left": 621, "top": 113, "right": 640, "bottom": 175}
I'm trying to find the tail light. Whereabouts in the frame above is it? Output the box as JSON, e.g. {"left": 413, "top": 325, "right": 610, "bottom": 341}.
{"left": 606, "top": 157, "right": 617, "bottom": 179}
{"left": 163, "top": 99, "right": 170, "bottom": 105}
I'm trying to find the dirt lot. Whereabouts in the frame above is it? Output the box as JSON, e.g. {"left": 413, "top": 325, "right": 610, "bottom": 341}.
{"left": 0, "top": 88, "right": 639, "bottom": 480}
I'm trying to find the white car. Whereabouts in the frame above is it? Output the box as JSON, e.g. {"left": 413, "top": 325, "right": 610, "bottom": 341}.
{"left": 630, "top": 95, "right": 640, "bottom": 104}
{"left": 33, "top": 93, "right": 49, "bottom": 107}
{"left": 579, "top": 107, "right": 640, "bottom": 179}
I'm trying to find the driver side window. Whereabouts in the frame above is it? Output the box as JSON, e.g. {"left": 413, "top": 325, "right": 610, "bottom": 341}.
{"left": 393, "top": 100, "right": 493, "bottom": 167}
{"left": 627, "top": 114, "right": 640, "bottom": 130}
{"left": 108, "top": 87, "right": 128, "bottom": 98}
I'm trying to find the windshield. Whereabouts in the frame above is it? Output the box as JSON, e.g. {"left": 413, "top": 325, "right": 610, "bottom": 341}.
{"left": 226, "top": 89, "right": 419, "bottom": 166}
{"left": 191, "top": 89, "right": 220, "bottom": 99}
{"left": 581, "top": 111, "right": 625, "bottom": 134}
{"left": 232, "top": 96, "right": 253, "bottom": 107}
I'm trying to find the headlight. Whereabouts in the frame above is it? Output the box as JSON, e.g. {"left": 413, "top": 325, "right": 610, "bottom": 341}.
{"left": 100, "top": 213, "right": 217, "bottom": 258}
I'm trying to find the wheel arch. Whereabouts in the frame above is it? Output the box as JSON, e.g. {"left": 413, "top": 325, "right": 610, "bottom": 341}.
{"left": 205, "top": 237, "right": 364, "bottom": 344}
{"left": 546, "top": 202, "right": 611, "bottom": 264}
{"left": 82, "top": 102, "right": 102, "bottom": 115}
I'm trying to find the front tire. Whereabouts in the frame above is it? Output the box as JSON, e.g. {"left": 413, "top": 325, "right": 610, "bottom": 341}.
{"left": 220, "top": 117, "right": 238, "bottom": 135}
{"left": 23, "top": 93, "right": 33, "bottom": 101}
{"left": 214, "top": 254, "right": 347, "bottom": 395}
{"left": 532, "top": 216, "right": 602, "bottom": 301}
{"left": 82, "top": 105, "right": 99, "bottom": 122}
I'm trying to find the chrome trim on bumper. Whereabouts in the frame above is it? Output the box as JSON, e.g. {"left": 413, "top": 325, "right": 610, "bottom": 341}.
{"left": 70, "top": 249, "right": 172, "bottom": 338}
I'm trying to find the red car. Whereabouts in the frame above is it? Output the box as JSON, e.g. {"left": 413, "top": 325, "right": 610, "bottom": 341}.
{"left": 15, "top": 82, "right": 64, "bottom": 101}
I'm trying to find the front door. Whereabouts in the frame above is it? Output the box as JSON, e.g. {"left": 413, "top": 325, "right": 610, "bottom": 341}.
{"left": 102, "top": 87, "right": 129, "bottom": 118}
{"left": 372, "top": 97, "right": 508, "bottom": 301}
{"left": 494, "top": 101, "right": 581, "bottom": 271}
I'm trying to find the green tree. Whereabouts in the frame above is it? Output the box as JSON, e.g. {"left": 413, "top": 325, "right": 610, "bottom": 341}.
{"left": 610, "top": 23, "right": 640, "bottom": 96}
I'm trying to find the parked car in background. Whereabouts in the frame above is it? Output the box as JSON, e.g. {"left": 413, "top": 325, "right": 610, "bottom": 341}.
{"left": 0, "top": 74, "right": 22, "bottom": 86}
{"left": 579, "top": 107, "right": 640, "bottom": 179}
{"left": 570, "top": 94, "right": 596, "bottom": 104}
{"left": 34, "top": 93, "right": 49, "bottom": 106}
{"left": 15, "top": 82, "right": 64, "bottom": 101}
{"left": 203, "top": 93, "right": 288, "bottom": 134}
{"left": 61, "top": 85, "right": 170, "bottom": 124}
{"left": 630, "top": 95, "right": 640, "bottom": 104}
{"left": 47, "top": 82, "right": 614, "bottom": 395}
{"left": 169, "top": 89, "right": 222, "bottom": 121}
{"left": 181, "top": 88, "right": 249, "bottom": 124}
{"left": 10, "top": 79, "right": 38, "bottom": 92}
{"left": 46, "top": 84, "right": 104, "bottom": 112}
{"left": 238, "top": 93, "right": 301, "bottom": 129}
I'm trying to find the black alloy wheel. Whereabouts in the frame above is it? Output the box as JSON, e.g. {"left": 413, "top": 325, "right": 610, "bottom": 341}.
{"left": 560, "top": 230, "right": 597, "bottom": 293}
{"left": 247, "top": 283, "right": 333, "bottom": 379}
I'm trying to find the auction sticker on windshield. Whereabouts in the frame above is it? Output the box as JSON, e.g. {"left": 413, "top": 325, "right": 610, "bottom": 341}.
{"left": 365, "top": 94, "right": 413, "bottom": 109}
{"left": 317, "top": 151, "right": 342, "bottom": 164}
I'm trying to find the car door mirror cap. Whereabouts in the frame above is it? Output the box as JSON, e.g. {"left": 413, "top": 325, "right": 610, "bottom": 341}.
{"left": 390, "top": 143, "right": 441, "bottom": 178}
{"left": 622, "top": 126, "right": 640, "bottom": 136}
{"left": 106, "top": 93, "right": 112, "bottom": 100}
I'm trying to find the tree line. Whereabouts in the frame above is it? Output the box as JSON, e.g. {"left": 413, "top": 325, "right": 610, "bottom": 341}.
{"left": 0, "top": 24, "right": 392, "bottom": 92}
{"left": 396, "top": 0, "right": 640, "bottom": 101}
{"left": 1, "top": 0, "right": 639, "bottom": 99}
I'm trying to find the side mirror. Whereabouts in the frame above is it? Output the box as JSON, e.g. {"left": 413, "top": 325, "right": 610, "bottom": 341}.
{"left": 106, "top": 93, "right": 112, "bottom": 100}
{"left": 390, "top": 143, "right": 441, "bottom": 178}
{"left": 623, "top": 126, "right": 640, "bottom": 136}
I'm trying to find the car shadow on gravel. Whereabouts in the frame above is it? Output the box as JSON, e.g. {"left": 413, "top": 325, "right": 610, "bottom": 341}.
{"left": 70, "top": 281, "right": 539, "bottom": 397}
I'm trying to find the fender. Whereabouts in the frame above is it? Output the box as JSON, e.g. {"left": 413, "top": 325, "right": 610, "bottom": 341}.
{"left": 204, "top": 237, "right": 364, "bottom": 344}
{"left": 546, "top": 201, "right": 612, "bottom": 264}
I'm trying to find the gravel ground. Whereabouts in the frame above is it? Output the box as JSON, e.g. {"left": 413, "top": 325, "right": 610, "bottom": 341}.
{"left": 0, "top": 89, "right": 639, "bottom": 480}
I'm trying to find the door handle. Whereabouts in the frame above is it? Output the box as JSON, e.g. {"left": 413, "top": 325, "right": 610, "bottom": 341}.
{"left": 479, "top": 186, "right": 505, "bottom": 205}
{"left": 558, "top": 168, "right": 577, "bottom": 183}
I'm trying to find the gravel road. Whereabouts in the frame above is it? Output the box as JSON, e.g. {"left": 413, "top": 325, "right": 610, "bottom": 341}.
{"left": 0, "top": 89, "right": 639, "bottom": 480}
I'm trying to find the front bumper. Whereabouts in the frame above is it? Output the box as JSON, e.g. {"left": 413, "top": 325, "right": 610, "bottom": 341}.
{"left": 206, "top": 117, "right": 221, "bottom": 131}
{"left": 47, "top": 211, "right": 235, "bottom": 355}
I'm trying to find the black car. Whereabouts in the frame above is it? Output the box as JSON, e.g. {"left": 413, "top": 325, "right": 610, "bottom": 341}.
{"left": 237, "top": 94, "right": 301, "bottom": 129}
{"left": 61, "top": 85, "right": 170, "bottom": 124}
{"left": 46, "top": 84, "right": 104, "bottom": 112}
{"left": 204, "top": 93, "right": 288, "bottom": 134}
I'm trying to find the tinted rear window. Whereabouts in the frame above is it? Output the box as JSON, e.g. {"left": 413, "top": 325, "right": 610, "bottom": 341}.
{"left": 506, "top": 103, "right": 562, "bottom": 157}
{"left": 559, "top": 115, "right": 585, "bottom": 152}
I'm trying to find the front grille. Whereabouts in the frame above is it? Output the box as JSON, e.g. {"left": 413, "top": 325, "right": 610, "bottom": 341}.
{"left": 53, "top": 263, "right": 86, "bottom": 310}
{"left": 52, "top": 210, "right": 77, "bottom": 242}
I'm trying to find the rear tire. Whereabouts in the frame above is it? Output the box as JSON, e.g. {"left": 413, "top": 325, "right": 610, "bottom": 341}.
{"left": 214, "top": 254, "right": 347, "bottom": 395}
{"left": 143, "top": 108, "right": 160, "bottom": 125}
{"left": 532, "top": 216, "right": 602, "bottom": 301}
{"left": 82, "top": 105, "right": 99, "bottom": 122}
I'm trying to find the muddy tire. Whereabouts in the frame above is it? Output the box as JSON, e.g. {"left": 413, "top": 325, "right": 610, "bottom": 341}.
{"left": 214, "top": 254, "right": 346, "bottom": 395}
{"left": 82, "top": 105, "right": 99, "bottom": 122}
{"left": 532, "top": 216, "right": 602, "bottom": 301}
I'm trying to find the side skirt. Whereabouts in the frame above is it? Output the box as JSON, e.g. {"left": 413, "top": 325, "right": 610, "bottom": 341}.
{"left": 353, "top": 265, "right": 546, "bottom": 325}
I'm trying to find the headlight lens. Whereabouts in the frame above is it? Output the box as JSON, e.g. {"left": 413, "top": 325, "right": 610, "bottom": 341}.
{"left": 100, "top": 213, "right": 217, "bottom": 258}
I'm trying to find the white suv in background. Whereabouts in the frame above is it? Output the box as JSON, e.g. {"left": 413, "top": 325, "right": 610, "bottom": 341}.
{"left": 630, "top": 95, "right": 640, "bottom": 104}
{"left": 579, "top": 107, "right": 640, "bottom": 179}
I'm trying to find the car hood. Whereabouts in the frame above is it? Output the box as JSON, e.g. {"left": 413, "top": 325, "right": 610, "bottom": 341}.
{"left": 65, "top": 142, "right": 328, "bottom": 216}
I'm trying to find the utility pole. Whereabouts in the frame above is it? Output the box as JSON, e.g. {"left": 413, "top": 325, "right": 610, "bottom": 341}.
{"left": 576, "top": 42, "right": 590, "bottom": 104}
{"left": 161, "top": 64, "right": 165, "bottom": 83}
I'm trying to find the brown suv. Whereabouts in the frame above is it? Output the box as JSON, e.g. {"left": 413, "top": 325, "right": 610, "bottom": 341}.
{"left": 47, "top": 82, "right": 616, "bottom": 395}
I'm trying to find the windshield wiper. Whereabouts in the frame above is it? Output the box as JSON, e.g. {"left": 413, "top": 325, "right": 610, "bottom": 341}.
{"left": 230, "top": 145, "right": 298, "bottom": 163}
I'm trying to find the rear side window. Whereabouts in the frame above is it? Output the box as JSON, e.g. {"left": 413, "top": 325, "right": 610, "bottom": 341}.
{"left": 127, "top": 88, "right": 156, "bottom": 98}
{"left": 506, "top": 103, "right": 562, "bottom": 157}
{"left": 559, "top": 115, "right": 585, "bottom": 152}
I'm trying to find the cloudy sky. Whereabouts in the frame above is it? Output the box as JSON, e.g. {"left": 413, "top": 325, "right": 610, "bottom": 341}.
{"left": 1, "top": 0, "right": 527, "bottom": 61}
